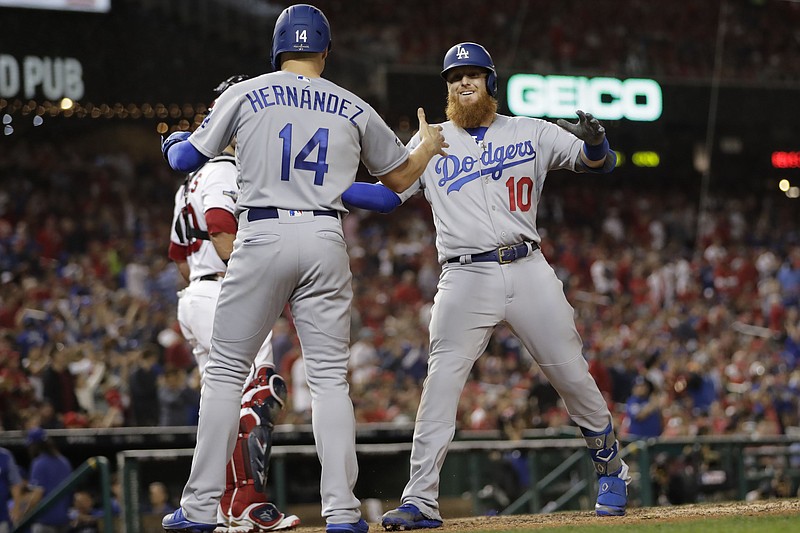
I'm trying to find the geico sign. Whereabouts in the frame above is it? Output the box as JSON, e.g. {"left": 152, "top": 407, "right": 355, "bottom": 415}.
{"left": 0, "top": 55, "right": 84, "bottom": 100}
{"left": 507, "top": 74, "right": 662, "bottom": 122}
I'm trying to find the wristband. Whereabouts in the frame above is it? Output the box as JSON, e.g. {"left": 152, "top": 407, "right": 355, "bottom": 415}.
{"left": 582, "top": 137, "right": 609, "bottom": 161}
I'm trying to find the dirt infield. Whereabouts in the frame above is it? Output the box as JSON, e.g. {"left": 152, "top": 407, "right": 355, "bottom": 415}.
{"left": 295, "top": 499, "right": 800, "bottom": 532}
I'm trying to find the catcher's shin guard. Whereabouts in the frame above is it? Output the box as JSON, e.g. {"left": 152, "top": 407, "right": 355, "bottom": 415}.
{"left": 580, "top": 424, "right": 630, "bottom": 516}
{"left": 219, "top": 367, "right": 293, "bottom": 529}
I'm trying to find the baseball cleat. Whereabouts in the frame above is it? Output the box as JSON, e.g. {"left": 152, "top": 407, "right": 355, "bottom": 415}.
{"left": 162, "top": 507, "right": 218, "bottom": 532}
{"left": 381, "top": 504, "right": 443, "bottom": 530}
{"left": 595, "top": 475, "right": 628, "bottom": 516}
{"left": 326, "top": 518, "right": 369, "bottom": 533}
{"left": 217, "top": 503, "right": 300, "bottom": 532}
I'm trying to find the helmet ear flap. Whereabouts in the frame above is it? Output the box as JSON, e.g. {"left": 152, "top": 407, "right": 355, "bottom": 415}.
{"left": 486, "top": 71, "right": 498, "bottom": 97}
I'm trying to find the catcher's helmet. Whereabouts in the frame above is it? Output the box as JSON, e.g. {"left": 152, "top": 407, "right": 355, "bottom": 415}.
{"left": 213, "top": 74, "right": 250, "bottom": 96}
{"left": 441, "top": 42, "right": 497, "bottom": 97}
{"left": 270, "top": 4, "right": 332, "bottom": 71}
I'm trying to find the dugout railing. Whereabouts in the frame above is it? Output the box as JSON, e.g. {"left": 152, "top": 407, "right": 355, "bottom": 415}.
{"left": 116, "top": 434, "right": 800, "bottom": 532}
{"left": 11, "top": 456, "right": 115, "bottom": 533}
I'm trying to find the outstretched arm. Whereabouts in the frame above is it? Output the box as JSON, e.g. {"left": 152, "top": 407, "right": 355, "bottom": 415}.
{"left": 378, "top": 108, "right": 447, "bottom": 193}
{"left": 161, "top": 132, "right": 210, "bottom": 173}
{"left": 342, "top": 182, "right": 402, "bottom": 214}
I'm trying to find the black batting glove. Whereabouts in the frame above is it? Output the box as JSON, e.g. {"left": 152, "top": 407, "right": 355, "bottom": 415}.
{"left": 557, "top": 110, "right": 606, "bottom": 146}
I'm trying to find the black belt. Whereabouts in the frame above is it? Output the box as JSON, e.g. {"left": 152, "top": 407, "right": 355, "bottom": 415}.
{"left": 199, "top": 274, "right": 223, "bottom": 281}
{"left": 446, "top": 241, "right": 538, "bottom": 265}
{"left": 247, "top": 207, "right": 339, "bottom": 222}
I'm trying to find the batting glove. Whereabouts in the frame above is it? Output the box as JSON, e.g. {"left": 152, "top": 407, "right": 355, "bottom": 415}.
{"left": 161, "top": 131, "right": 192, "bottom": 162}
{"left": 557, "top": 110, "right": 606, "bottom": 146}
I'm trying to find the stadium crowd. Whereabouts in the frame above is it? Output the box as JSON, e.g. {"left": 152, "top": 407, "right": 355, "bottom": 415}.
{"left": 1, "top": 137, "right": 799, "bottom": 449}
{"left": 323, "top": 0, "right": 800, "bottom": 84}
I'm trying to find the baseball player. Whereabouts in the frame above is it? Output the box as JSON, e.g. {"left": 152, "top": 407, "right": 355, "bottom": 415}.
{"left": 160, "top": 4, "right": 446, "bottom": 533}
{"left": 342, "top": 42, "right": 629, "bottom": 527}
{"left": 168, "top": 74, "right": 301, "bottom": 533}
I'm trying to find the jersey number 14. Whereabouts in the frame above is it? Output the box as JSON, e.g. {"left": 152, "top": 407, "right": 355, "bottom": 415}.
{"left": 279, "top": 124, "right": 330, "bottom": 186}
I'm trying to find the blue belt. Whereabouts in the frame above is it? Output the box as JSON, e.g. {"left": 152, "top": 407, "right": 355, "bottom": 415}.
{"left": 446, "top": 241, "right": 538, "bottom": 264}
{"left": 247, "top": 207, "right": 339, "bottom": 222}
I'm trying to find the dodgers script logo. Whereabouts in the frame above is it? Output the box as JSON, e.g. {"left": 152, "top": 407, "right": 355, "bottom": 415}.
{"left": 435, "top": 141, "right": 536, "bottom": 194}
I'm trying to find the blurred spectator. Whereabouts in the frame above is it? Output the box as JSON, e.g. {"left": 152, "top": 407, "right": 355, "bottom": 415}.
{"left": 157, "top": 369, "right": 195, "bottom": 427}
{"left": 0, "top": 346, "right": 34, "bottom": 429}
{"left": 21, "top": 427, "right": 73, "bottom": 533}
{"left": 777, "top": 250, "right": 800, "bottom": 309}
{"left": 624, "top": 376, "right": 664, "bottom": 439}
{"left": 349, "top": 328, "right": 379, "bottom": 386}
{"left": 37, "top": 400, "right": 64, "bottom": 430}
{"left": 128, "top": 346, "right": 160, "bottom": 426}
{"left": 67, "top": 490, "right": 100, "bottom": 533}
{"left": 40, "top": 349, "right": 79, "bottom": 417}
{"left": 142, "top": 481, "right": 173, "bottom": 516}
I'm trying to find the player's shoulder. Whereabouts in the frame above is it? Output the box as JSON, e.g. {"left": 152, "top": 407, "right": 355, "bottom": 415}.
{"left": 498, "top": 113, "right": 561, "bottom": 134}
{"left": 498, "top": 113, "right": 549, "bottom": 126}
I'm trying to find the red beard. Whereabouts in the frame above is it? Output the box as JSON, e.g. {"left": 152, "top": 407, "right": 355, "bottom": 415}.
{"left": 445, "top": 91, "right": 497, "bottom": 129}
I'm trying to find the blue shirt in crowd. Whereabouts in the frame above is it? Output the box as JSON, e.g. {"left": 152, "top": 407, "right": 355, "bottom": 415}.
{"left": 29, "top": 452, "right": 73, "bottom": 526}
{"left": 625, "top": 396, "right": 663, "bottom": 438}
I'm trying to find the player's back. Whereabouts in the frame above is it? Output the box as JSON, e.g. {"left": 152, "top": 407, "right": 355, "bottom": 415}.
{"left": 195, "top": 71, "right": 394, "bottom": 214}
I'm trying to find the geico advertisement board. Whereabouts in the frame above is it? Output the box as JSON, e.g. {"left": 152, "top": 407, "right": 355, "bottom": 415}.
{"left": 507, "top": 74, "right": 663, "bottom": 122}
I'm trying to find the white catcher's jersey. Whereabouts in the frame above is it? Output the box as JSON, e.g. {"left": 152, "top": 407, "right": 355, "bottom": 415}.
{"left": 189, "top": 71, "right": 409, "bottom": 213}
{"left": 405, "top": 114, "right": 583, "bottom": 263}
{"left": 169, "top": 154, "right": 238, "bottom": 281}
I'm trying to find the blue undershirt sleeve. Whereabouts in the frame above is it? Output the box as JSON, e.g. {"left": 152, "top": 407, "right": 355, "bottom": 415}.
{"left": 342, "top": 182, "right": 402, "bottom": 214}
{"left": 168, "top": 141, "right": 210, "bottom": 173}
{"left": 578, "top": 148, "right": 617, "bottom": 174}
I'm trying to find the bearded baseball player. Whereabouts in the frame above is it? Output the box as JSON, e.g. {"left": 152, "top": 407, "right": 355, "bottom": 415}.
{"left": 160, "top": 4, "right": 446, "bottom": 533}
{"left": 168, "top": 75, "right": 301, "bottom": 533}
{"left": 343, "top": 42, "right": 629, "bottom": 527}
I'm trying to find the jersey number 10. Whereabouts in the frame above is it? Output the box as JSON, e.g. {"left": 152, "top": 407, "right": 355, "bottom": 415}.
{"left": 505, "top": 176, "right": 533, "bottom": 211}
{"left": 278, "top": 124, "right": 330, "bottom": 186}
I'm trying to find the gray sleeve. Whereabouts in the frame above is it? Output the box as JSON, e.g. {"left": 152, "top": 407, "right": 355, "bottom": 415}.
{"left": 360, "top": 108, "right": 409, "bottom": 177}
{"left": 536, "top": 119, "right": 583, "bottom": 172}
{"left": 189, "top": 89, "right": 240, "bottom": 158}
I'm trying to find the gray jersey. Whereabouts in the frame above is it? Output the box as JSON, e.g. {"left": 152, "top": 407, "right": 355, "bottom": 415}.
{"left": 190, "top": 71, "right": 409, "bottom": 213}
{"left": 405, "top": 114, "right": 582, "bottom": 263}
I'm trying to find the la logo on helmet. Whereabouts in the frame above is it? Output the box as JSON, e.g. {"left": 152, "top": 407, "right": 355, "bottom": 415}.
{"left": 456, "top": 45, "right": 469, "bottom": 59}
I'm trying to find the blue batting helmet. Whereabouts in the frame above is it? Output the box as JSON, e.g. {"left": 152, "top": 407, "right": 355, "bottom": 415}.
{"left": 441, "top": 42, "right": 498, "bottom": 97}
{"left": 270, "top": 4, "right": 332, "bottom": 70}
